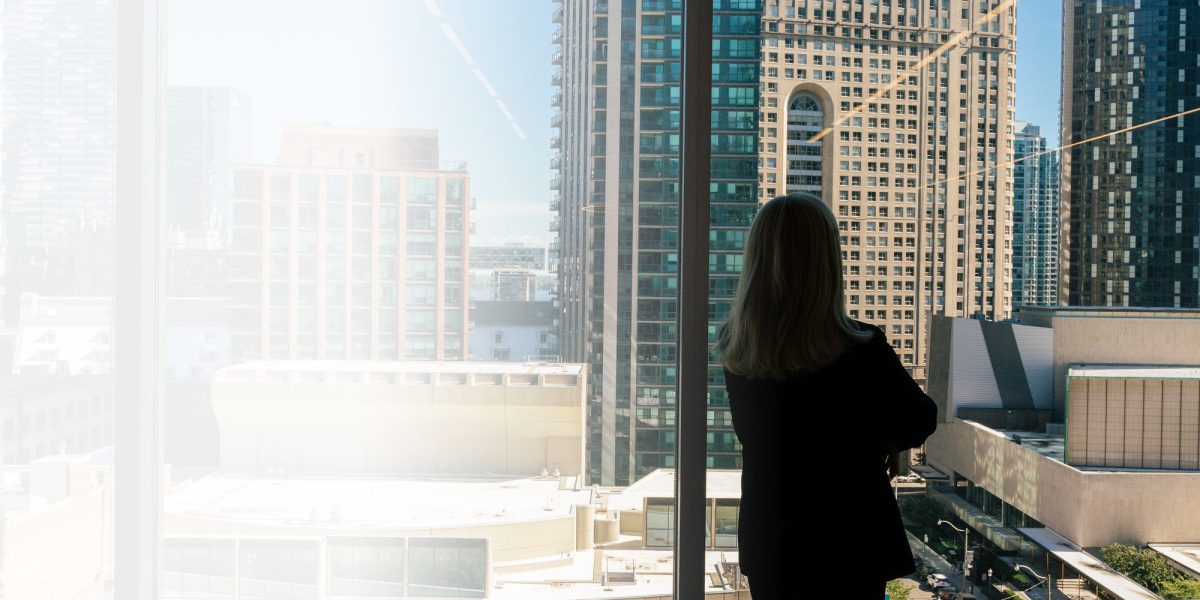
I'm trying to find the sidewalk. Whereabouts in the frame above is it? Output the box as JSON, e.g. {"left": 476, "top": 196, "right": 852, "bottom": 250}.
{"left": 907, "top": 530, "right": 954, "bottom": 574}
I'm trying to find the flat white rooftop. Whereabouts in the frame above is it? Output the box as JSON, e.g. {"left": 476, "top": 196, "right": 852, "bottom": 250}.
{"left": 604, "top": 469, "right": 741, "bottom": 512}
{"left": 1148, "top": 544, "right": 1200, "bottom": 580}
{"left": 1068, "top": 364, "right": 1200, "bottom": 380}
{"left": 219, "top": 360, "right": 584, "bottom": 376}
{"left": 166, "top": 474, "right": 592, "bottom": 529}
{"left": 1018, "top": 527, "right": 1163, "bottom": 600}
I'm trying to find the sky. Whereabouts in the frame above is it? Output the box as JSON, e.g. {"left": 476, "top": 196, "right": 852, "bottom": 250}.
{"left": 168, "top": 0, "right": 1061, "bottom": 246}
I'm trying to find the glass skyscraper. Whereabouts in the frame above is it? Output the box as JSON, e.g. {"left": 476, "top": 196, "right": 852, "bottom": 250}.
{"left": 1013, "top": 121, "right": 1059, "bottom": 307}
{"left": 552, "top": 0, "right": 759, "bottom": 485}
{"left": 1061, "top": 0, "right": 1200, "bottom": 307}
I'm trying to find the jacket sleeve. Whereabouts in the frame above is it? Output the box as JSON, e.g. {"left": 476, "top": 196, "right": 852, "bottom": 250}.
{"left": 869, "top": 329, "right": 939, "bottom": 451}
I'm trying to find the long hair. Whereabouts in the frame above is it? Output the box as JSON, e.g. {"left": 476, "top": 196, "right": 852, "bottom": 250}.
{"left": 717, "top": 192, "right": 870, "bottom": 379}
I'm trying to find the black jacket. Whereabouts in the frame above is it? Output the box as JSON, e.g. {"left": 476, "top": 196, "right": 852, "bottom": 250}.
{"left": 723, "top": 321, "right": 938, "bottom": 586}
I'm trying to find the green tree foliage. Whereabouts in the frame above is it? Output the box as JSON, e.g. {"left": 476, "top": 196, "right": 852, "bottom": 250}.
{"left": 899, "top": 496, "right": 943, "bottom": 529}
{"left": 1159, "top": 577, "right": 1200, "bottom": 600}
{"left": 885, "top": 579, "right": 912, "bottom": 600}
{"left": 1101, "top": 543, "right": 1194, "bottom": 596}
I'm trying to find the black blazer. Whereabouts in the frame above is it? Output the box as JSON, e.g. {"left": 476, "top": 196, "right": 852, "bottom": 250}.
{"left": 723, "top": 321, "right": 938, "bottom": 586}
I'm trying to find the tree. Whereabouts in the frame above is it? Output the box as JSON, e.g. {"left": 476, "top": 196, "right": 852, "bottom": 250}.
{"left": 1159, "top": 578, "right": 1200, "bottom": 600}
{"left": 1101, "top": 543, "right": 1187, "bottom": 594}
{"left": 885, "top": 579, "right": 912, "bottom": 600}
{"left": 900, "top": 496, "right": 943, "bottom": 529}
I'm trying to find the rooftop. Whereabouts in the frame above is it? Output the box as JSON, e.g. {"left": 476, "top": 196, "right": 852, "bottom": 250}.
{"left": 1068, "top": 364, "right": 1200, "bottom": 380}
{"left": 1019, "top": 527, "right": 1162, "bottom": 600}
{"left": 1014, "top": 305, "right": 1200, "bottom": 319}
{"left": 214, "top": 360, "right": 584, "bottom": 384}
{"left": 1148, "top": 544, "right": 1200, "bottom": 580}
{"left": 604, "top": 469, "right": 741, "bottom": 512}
{"left": 166, "top": 474, "right": 593, "bottom": 529}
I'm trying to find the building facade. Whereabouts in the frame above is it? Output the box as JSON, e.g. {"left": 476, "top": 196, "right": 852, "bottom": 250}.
{"left": 490, "top": 268, "right": 538, "bottom": 302}
{"left": 552, "top": 0, "right": 761, "bottom": 484}
{"left": 467, "top": 300, "right": 558, "bottom": 362}
{"left": 1, "top": 0, "right": 117, "bottom": 322}
{"left": 1060, "top": 0, "right": 1200, "bottom": 307}
{"left": 759, "top": 0, "right": 1017, "bottom": 382}
{"left": 469, "top": 244, "right": 547, "bottom": 270}
{"left": 1012, "top": 121, "right": 1058, "bottom": 307}
{"left": 230, "top": 127, "right": 470, "bottom": 362}
{"left": 165, "top": 86, "right": 253, "bottom": 233}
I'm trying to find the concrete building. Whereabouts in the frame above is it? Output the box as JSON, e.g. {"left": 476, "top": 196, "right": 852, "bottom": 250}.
{"left": 491, "top": 268, "right": 538, "bottom": 302}
{"left": 924, "top": 308, "right": 1200, "bottom": 597}
{"left": 165, "top": 86, "right": 253, "bottom": 233}
{"left": 1012, "top": 121, "right": 1059, "bottom": 307}
{"left": 210, "top": 361, "right": 586, "bottom": 477}
{"left": 552, "top": 0, "right": 761, "bottom": 485}
{"left": 229, "top": 126, "right": 470, "bottom": 362}
{"left": 161, "top": 469, "right": 749, "bottom": 600}
{"left": 0, "top": 376, "right": 112, "bottom": 464}
{"left": 470, "top": 244, "right": 547, "bottom": 271}
{"left": 468, "top": 301, "right": 558, "bottom": 362}
{"left": 0, "top": 454, "right": 114, "bottom": 600}
{"left": 1060, "top": 0, "right": 1200, "bottom": 308}
{"left": 759, "top": 0, "right": 1017, "bottom": 383}
{"left": 0, "top": 0, "right": 117, "bottom": 324}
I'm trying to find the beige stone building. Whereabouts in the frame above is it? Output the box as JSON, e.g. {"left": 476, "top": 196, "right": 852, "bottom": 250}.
{"left": 925, "top": 308, "right": 1200, "bottom": 556}
{"left": 211, "top": 361, "right": 587, "bottom": 477}
{"left": 230, "top": 126, "right": 471, "bottom": 363}
{"left": 759, "top": 0, "right": 1017, "bottom": 381}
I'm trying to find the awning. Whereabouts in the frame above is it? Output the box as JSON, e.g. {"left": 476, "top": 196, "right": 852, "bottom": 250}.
{"left": 1017, "top": 528, "right": 1163, "bottom": 600}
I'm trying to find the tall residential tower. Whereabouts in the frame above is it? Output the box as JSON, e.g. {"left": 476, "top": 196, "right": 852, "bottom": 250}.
{"left": 759, "top": 0, "right": 1018, "bottom": 381}
{"left": 552, "top": 0, "right": 761, "bottom": 485}
{"left": 1061, "top": 0, "right": 1200, "bottom": 307}
{"left": 1012, "top": 121, "right": 1059, "bottom": 307}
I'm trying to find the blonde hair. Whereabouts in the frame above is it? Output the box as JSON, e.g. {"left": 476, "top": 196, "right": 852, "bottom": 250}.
{"left": 717, "top": 193, "right": 870, "bottom": 379}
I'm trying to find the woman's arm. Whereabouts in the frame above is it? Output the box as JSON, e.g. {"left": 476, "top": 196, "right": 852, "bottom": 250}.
{"left": 870, "top": 331, "right": 938, "bottom": 452}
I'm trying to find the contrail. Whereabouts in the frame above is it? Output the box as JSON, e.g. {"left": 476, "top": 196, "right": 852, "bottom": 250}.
{"left": 422, "top": 0, "right": 527, "bottom": 140}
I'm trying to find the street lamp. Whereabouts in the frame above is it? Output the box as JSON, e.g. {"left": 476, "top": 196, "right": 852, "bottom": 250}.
{"left": 938, "top": 520, "right": 969, "bottom": 600}
{"left": 1015, "top": 564, "right": 1051, "bottom": 596}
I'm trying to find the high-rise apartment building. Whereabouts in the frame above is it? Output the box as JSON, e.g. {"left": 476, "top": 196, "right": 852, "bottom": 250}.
{"left": 1013, "top": 121, "right": 1058, "bottom": 307}
{"left": 759, "top": 0, "right": 1017, "bottom": 381}
{"left": 553, "top": 0, "right": 761, "bottom": 485}
{"left": 166, "top": 86, "right": 253, "bottom": 233}
{"left": 1061, "top": 0, "right": 1200, "bottom": 307}
{"left": 1, "top": 0, "right": 117, "bottom": 321}
{"left": 230, "top": 126, "right": 470, "bottom": 362}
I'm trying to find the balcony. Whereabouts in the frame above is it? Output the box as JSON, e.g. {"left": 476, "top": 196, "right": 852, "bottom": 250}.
{"left": 552, "top": 5, "right": 563, "bottom": 22}
{"left": 552, "top": 26, "right": 563, "bottom": 44}
{"left": 550, "top": 152, "right": 561, "bottom": 170}
{"left": 551, "top": 113, "right": 562, "bottom": 128}
{"left": 552, "top": 49, "right": 563, "bottom": 65}
{"left": 549, "top": 196, "right": 561, "bottom": 212}
{"left": 550, "top": 176, "right": 561, "bottom": 190}
{"left": 550, "top": 135, "right": 561, "bottom": 149}
{"left": 550, "top": 217, "right": 561, "bottom": 231}
{"left": 551, "top": 68, "right": 563, "bottom": 87}
{"left": 551, "top": 91, "right": 562, "bottom": 107}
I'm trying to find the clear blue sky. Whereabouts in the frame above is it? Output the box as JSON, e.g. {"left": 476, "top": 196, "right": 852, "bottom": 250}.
{"left": 169, "top": 0, "right": 1060, "bottom": 244}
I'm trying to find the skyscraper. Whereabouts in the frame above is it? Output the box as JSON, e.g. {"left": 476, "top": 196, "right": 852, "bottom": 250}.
{"left": 1012, "top": 122, "right": 1058, "bottom": 307}
{"left": 1061, "top": 0, "right": 1200, "bottom": 307}
{"left": 229, "top": 126, "right": 470, "bottom": 362}
{"left": 552, "top": 0, "right": 760, "bottom": 485}
{"left": 1, "top": 0, "right": 117, "bottom": 321}
{"left": 166, "top": 86, "right": 253, "bottom": 233}
{"left": 759, "top": 0, "right": 1017, "bottom": 382}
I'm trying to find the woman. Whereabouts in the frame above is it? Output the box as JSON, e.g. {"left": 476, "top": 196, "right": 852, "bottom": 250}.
{"left": 717, "top": 193, "right": 938, "bottom": 598}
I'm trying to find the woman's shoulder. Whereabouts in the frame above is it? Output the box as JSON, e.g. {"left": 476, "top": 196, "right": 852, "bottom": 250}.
{"left": 850, "top": 320, "right": 888, "bottom": 346}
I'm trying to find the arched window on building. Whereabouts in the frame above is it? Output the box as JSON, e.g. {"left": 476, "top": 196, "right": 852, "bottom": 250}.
{"left": 786, "top": 92, "right": 824, "bottom": 196}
